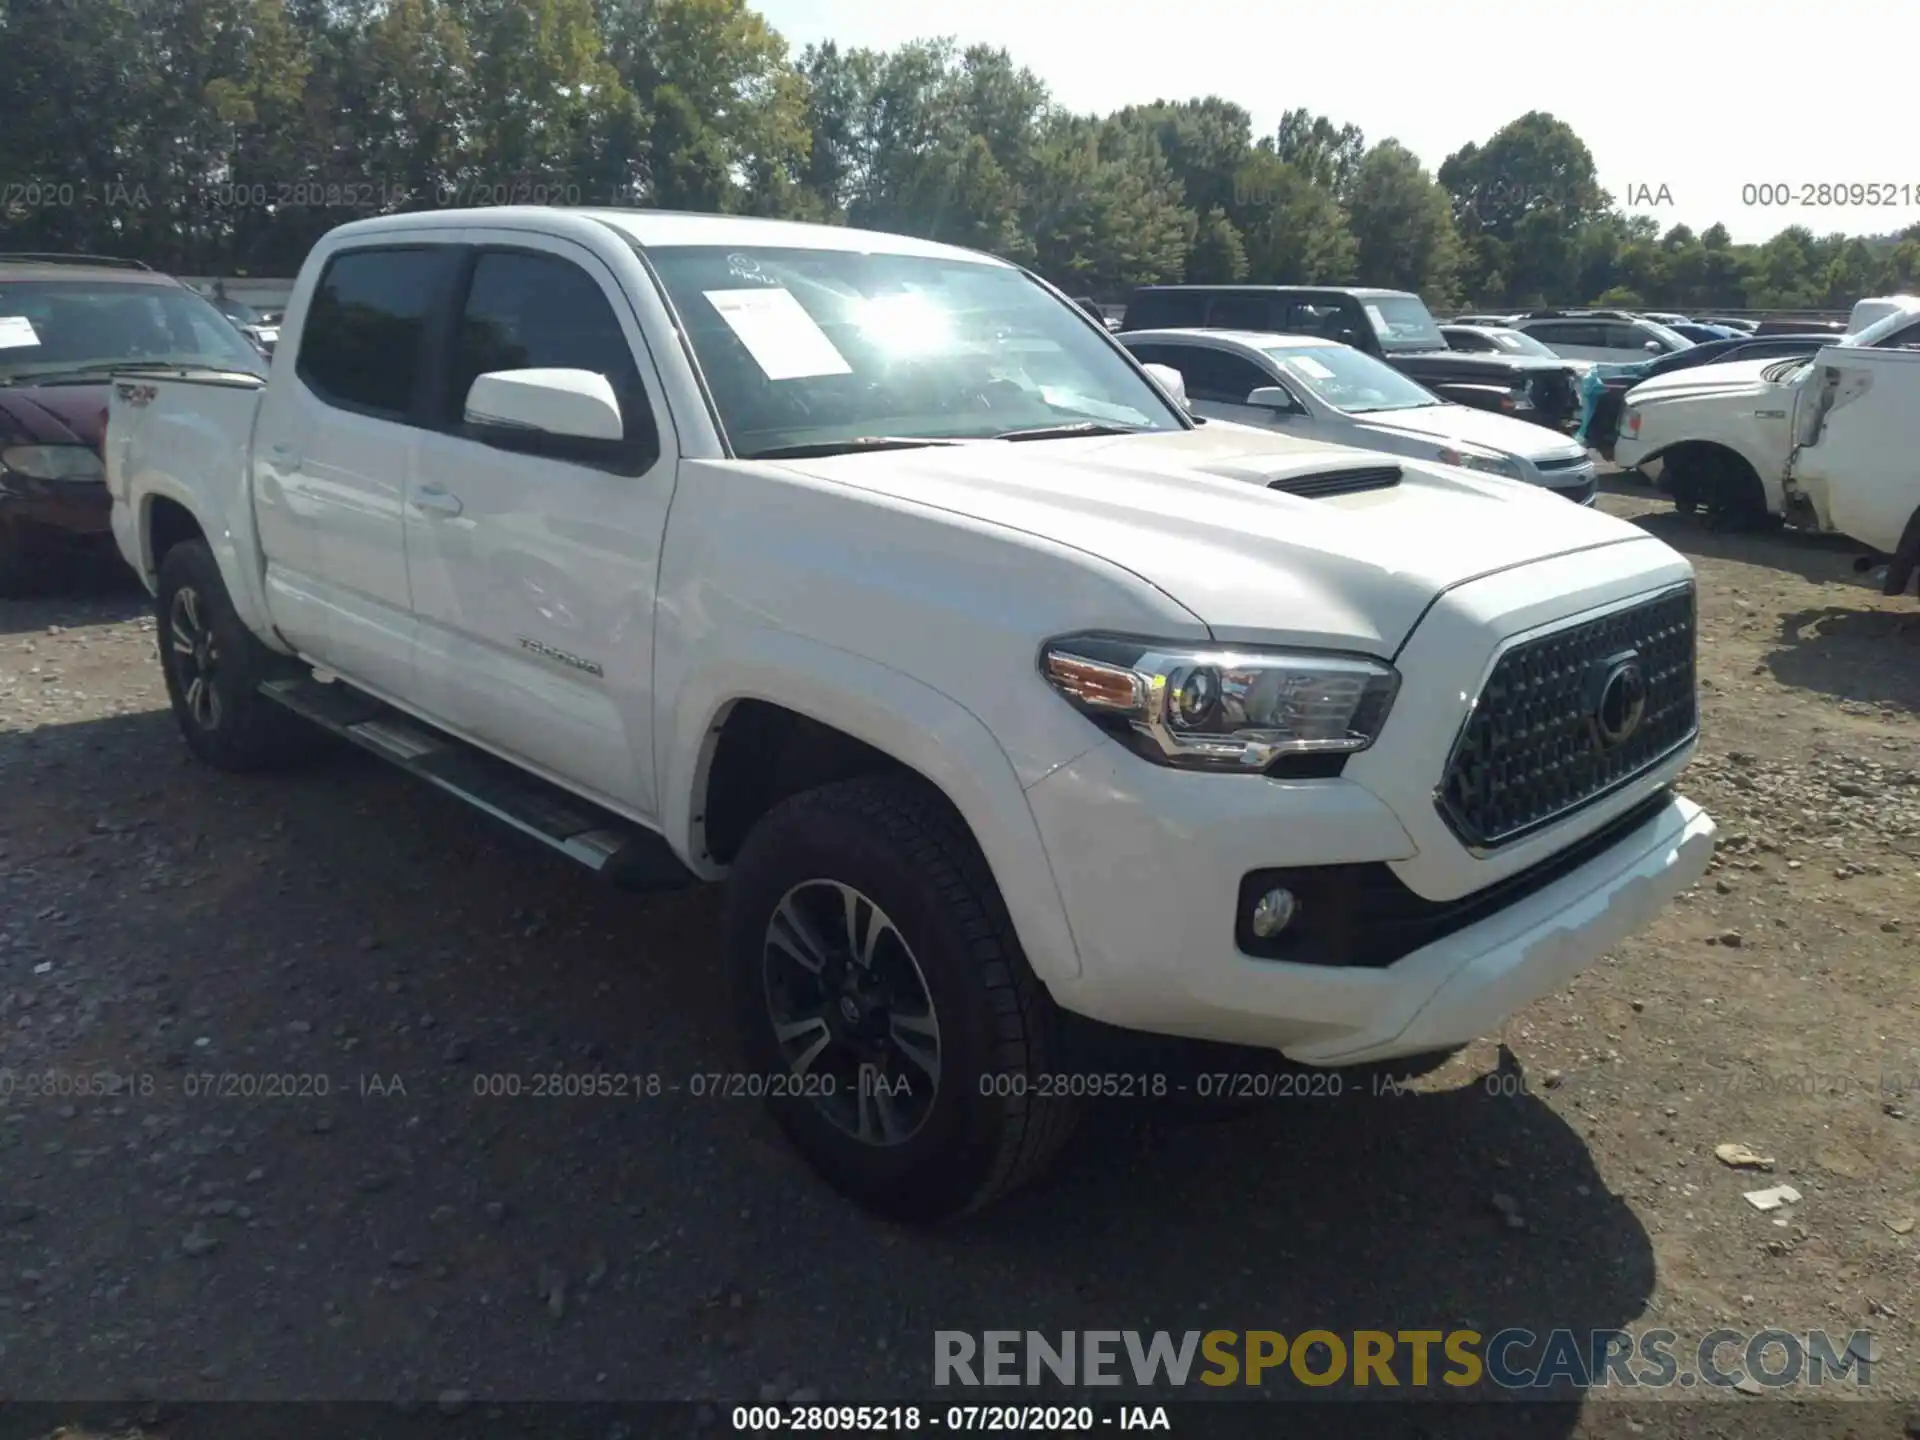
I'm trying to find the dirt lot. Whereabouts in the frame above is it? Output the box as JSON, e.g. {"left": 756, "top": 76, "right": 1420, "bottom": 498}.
{"left": 0, "top": 473, "right": 1916, "bottom": 1435}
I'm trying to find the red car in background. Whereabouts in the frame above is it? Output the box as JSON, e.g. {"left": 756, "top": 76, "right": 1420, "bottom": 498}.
{"left": 0, "top": 254, "right": 266, "bottom": 595}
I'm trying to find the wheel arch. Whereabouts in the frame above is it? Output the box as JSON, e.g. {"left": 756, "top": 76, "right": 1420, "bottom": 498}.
{"left": 661, "top": 636, "right": 1085, "bottom": 987}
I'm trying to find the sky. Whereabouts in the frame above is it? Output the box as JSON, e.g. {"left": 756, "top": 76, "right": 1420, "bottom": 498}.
{"left": 757, "top": 0, "right": 1916, "bottom": 246}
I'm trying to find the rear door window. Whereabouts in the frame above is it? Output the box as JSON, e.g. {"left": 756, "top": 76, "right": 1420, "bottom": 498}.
{"left": 297, "top": 247, "right": 456, "bottom": 419}
{"left": 1170, "top": 346, "right": 1274, "bottom": 403}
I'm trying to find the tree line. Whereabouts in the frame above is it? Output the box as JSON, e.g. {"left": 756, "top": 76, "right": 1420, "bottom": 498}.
{"left": 5, "top": 0, "right": 1919, "bottom": 310}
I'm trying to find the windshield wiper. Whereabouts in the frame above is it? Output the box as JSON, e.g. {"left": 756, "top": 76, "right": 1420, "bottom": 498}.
{"left": 992, "top": 421, "right": 1147, "bottom": 441}
{"left": 0, "top": 359, "right": 248, "bottom": 387}
{"left": 741, "top": 435, "right": 967, "bottom": 460}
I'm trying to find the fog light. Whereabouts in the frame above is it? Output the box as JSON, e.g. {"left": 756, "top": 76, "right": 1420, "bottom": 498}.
{"left": 1250, "top": 887, "right": 1299, "bottom": 938}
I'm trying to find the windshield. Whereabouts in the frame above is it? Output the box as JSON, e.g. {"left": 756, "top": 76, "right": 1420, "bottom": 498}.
{"left": 0, "top": 279, "right": 265, "bottom": 382}
{"left": 639, "top": 245, "right": 1185, "bottom": 456}
{"left": 1486, "top": 329, "right": 1558, "bottom": 358}
{"left": 1764, "top": 357, "right": 1815, "bottom": 384}
{"left": 1260, "top": 343, "right": 1441, "bottom": 412}
{"left": 216, "top": 297, "right": 265, "bottom": 325}
{"left": 1362, "top": 294, "right": 1447, "bottom": 352}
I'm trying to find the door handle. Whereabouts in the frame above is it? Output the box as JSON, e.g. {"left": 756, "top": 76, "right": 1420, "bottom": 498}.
{"left": 413, "top": 484, "right": 463, "bottom": 518}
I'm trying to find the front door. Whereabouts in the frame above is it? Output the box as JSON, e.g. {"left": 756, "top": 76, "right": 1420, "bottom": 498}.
{"left": 404, "top": 236, "right": 678, "bottom": 819}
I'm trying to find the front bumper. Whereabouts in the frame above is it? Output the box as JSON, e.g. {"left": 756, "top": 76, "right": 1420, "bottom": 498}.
{"left": 1024, "top": 549, "right": 1712, "bottom": 1064}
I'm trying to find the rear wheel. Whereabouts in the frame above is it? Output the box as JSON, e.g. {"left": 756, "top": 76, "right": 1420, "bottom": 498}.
{"left": 725, "top": 774, "right": 1077, "bottom": 1222}
{"left": 155, "top": 540, "right": 322, "bottom": 772}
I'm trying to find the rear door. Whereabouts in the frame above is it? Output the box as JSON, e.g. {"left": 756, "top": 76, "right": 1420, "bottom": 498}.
{"left": 253, "top": 242, "right": 459, "bottom": 698}
{"left": 403, "top": 233, "right": 677, "bottom": 817}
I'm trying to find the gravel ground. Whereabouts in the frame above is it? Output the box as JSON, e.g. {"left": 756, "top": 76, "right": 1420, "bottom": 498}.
{"left": 0, "top": 475, "right": 1916, "bottom": 1435}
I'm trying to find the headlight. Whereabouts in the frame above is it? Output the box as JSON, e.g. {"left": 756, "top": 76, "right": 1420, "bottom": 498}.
{"left": 1435, "top": 446, "right": 1523, "bottom": 479}
{"left": 1039, "top": 634, "right": 1399, "bottom": 772}
{"left": 1, "top": 444, "right": 104, "bottom": 481}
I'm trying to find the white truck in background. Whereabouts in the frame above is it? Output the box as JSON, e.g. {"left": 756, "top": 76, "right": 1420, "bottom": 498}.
{"left": 1616, "top": 335, "right": 1920, "bottom": 591}
{"left": 106, "top": 207, "right": 1715, "bottom": 1220}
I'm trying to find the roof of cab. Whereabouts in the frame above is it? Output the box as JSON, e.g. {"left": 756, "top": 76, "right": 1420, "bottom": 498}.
{"left": 317, "top": 206, "right": 1015, "bottom": 266}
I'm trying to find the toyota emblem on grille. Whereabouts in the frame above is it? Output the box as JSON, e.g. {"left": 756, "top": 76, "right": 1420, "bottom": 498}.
{"left": 1589, "top": 652, "right": 1648, "bottom": 749}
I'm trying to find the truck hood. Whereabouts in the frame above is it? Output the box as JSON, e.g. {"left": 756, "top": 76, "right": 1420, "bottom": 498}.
{"left": 1348, "top": 403, "right": 1589, "bottom": 462}
{"left": 0, "top": 382, "right": 110, "bottom": 451}
{"left": 1626, "top": 357, "right": 1787, "bottom": 405}
{"left": 762, "top": 426, "right": 1652, "bottom": 653}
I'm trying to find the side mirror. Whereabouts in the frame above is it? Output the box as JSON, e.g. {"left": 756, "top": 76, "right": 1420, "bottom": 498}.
{"left": 1246, "top": 386, "right": 1297, "bottom": 412}
{"left": 1643, "top": 340, "right": 1663, "bottom": 355}
{"left": 1142, "top": 362, "right": 1189, "bottom": 409}
{"left": 464, "top": 368, "right": 623, "bottom": 442}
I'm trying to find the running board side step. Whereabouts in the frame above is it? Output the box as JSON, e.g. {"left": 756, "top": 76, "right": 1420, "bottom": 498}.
{"left": 260, "top": 677, "right": 696, "bottom": 893}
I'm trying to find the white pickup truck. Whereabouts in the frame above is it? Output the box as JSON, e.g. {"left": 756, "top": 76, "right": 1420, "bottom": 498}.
{"left": 106, "top": 207, "right": 1716, "bottom": 1220}
{"left": 1616, "top": 335, "right": 1920, "bottom": 590}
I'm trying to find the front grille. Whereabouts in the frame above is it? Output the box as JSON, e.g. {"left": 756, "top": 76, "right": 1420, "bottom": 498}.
{"left": 1534, "top": 455, "right": 1587, "bottom": 472}
{"left": 1270, "top": 465, "right": 1400, "bottom": 498}
{"left": 1436, "top": 585, "right": 1697, "bottom": 849}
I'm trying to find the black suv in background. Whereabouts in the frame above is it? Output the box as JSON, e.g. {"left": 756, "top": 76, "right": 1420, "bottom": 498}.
{"left": 1121, "top": 285, "right": 1582, "bottom": 430}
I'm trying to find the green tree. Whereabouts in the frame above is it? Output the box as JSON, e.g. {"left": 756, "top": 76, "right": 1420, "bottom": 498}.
{"left": 1345, "top": 140, "right": 1461, "bottom": 306}
{"left": 1273, "top": 108, "right": 1365, "bottom": 199}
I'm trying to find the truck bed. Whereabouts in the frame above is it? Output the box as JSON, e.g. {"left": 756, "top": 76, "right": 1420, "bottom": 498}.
{"left": 105, "top": 369, "right": 266, "bottom": 588}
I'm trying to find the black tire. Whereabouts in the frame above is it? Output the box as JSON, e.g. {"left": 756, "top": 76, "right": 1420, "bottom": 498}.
{"left": 724, "top": 774, "right": 1078, "bottom": 1222}
{"left": 155, "top": 540, "right": 322, "bottom": 772}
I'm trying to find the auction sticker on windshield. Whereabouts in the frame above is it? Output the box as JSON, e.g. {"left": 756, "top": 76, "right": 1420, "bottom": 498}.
{"left": 1363, "top": 304, "right": 1391, "bottom": 336}
{"left": 704, "top": 288, "right": 851, "bottom": 381}
{"left": 0, "top": 316, "right": 40, "bottom": 349}
{"left": 1288, "top": 355, "right": 1335, "bottom": 380}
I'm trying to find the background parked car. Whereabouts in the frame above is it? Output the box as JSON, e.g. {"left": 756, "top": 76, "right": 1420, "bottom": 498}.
{"left": 1752, "top": 318, "right": 1848, "bottom": 337}
{"left": 1702, "top": 316, "right": 1758, "bottom": 333}
{"left": 1120, "top": 327, "right": 1600, "bottom": 502}
{"left": 205, "top": 286, "right": 279, "bottom": 354}
{"left": 1440, "top": 323, "right": 1596, "bottom": 380}
{"left": 1667, "top": 321, "right": 1742, "bottom": 343}
{"left": 0, "top": 253, "right": 266, "bottom": 594}
{"left": 1123, "top": 285, "right": 1582, "bottom": 429}
{"left": 1583, "top": 333, "right": 1840, "bottom": 458}
{"left": 1843, "top": 294, "right": 1920, "bottom": 333}
{"left": 1509, "top": 311, "right": 1695, "bottom": 363}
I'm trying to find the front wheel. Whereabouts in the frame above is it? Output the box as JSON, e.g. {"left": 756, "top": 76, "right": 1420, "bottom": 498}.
{"left": 725, "top": 774, "right": 1078, "bottom": 1222}
{"left": 155, "top": 540, "right": 322, "bottom": 772}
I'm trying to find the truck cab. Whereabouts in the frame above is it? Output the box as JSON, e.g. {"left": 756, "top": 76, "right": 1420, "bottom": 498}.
{"left": 107, "top": 207, "right": 1716, "bottom": 1221}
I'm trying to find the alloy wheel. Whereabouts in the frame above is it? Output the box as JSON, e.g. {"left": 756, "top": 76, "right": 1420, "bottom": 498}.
{"left": 762, "top": 879, "right": 942, "bottom": 1146}
{"left": 168, "top": 585, "right": 223, "bottom": 731}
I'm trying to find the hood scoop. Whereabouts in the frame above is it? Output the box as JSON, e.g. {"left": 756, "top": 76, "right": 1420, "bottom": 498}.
{"left": 1268, "top": 464, "right": 1402, "bottom": 499}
